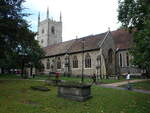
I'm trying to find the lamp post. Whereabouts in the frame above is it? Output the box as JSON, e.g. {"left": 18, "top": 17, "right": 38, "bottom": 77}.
{"left": 65, "top": 53, "right": 69, "bottom": 76}
{"left": 81, "top": 38, "right": 85, "bottom": 83}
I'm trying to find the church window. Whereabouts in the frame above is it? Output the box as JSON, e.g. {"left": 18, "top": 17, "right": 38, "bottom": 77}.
{"left": 73, "top": 56, "right": 78, "bottom": 68}
{"left": 57, "top": 57, "right": 61, "bottom": 69}
{"left": 51, "top": 26, "right": 55, "bottom": 34}
{"left": 108, "top": 49, "right": 113, "bottom": 64}
{"left": 126, "top": 53, "right": 129, "bottom": 66}
{"left": 46, "top": 59, "right": 50, "bottom": 69}
{"left": 85, "top": 53, "right": 91, "bottom": 68}
{"left": 42, "top": 29, "right": 44, "bottom": 34}
{"left": 119, "top": 53, "right": 122, "bottom": 67}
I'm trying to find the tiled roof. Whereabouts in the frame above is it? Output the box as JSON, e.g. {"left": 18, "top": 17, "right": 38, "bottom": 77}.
{"left": 111, "top": 29, "right": 132, "bottom": 50}
{"left": 44, "top": 33, "right": 107, "bottom": 57}
{"left": 44, "top": 39, "right": 75, "bottom": 57}
{"left": 69, "top": 33, "right": 106, "bottom": 53}
{"left": 44, "top": 29, "right": 132, "bottom": 57}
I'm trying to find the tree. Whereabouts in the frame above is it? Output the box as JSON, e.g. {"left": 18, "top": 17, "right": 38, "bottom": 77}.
{"left": 0, "top": 0, "right": 27, "bottom": 58}
{"left": 0, "top": 0, "right": 45, "bottom": 76}
{"left": 118, "top": 0, "right": 150, "bottom": 75}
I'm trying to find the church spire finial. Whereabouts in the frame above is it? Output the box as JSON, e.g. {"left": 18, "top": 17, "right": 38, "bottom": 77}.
{"left": 60, "top": 12, "right": 62, "bottom": 22}
{"left": 47, "top": 7, "right": 49, "bottom": 19}
{"left": 108, "top": 27, "right": 110, "bottom": 31}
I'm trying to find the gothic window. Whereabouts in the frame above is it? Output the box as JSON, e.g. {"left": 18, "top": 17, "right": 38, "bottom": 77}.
{"left": 57, "top": 57, "right": 61, "bottom": 69}
{"left": 119, "top": 53, "right": 122, "bottom": 67}
{"left": 46, "top": 59, "right": 50, "bottom": 69}
{"left": 73, "top": 56, "right": 78, "bottom": 68}
{"left": 108, "top": 49, "right": 113, "bottom": 64}
{"left": 51, "top": 26, "right": 55, "bottom": 34}
{"left": 85, "top": 53, "right": 91, "bottom": 68}
{"left": 42, "top": 29, "right": 44, "bottom": 34}
{"left": 126, "top": 53, "right": 129, "bottom": 66}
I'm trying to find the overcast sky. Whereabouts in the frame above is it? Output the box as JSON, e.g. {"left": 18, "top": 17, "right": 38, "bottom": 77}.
{"left": 24, "top": 0, "right": 121, "bottom": 41}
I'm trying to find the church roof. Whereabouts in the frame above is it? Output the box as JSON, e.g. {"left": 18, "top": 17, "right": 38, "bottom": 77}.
{"left": 69, "top": 33, "right": 106, "bottom": 53}
{"left": 44, "top": 39, "right": 75, "bottom": 57}
{"left": 44, "top": 29, "right": 132, "bottom": 57}
{"left": 111, "top": 29, "right": 132, "bottom": 50}
{"left": 44, "top": 33, "right": 107, "bottom": 57}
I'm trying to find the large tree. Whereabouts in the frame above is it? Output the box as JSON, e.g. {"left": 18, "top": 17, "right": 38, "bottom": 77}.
{"left": 0, "top": 0, "right": 26, "bottom": 58}
{"left": 0, "top": 0, "right": 45, "bottom": 76}
{"left": 118, "top": 0, "right": 150, "bottom": 74}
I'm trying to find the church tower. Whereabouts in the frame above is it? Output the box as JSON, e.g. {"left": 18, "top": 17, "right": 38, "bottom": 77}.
{"left": 37, "top": 8, "right": 62, "bottom": 48}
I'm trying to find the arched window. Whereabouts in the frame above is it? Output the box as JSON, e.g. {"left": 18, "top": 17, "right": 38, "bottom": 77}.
{"left": 108, "top": 49, "right": 113, "bottom": 64}
{"left": 73, "top": 56, "right": 78, "bottom": 68}
{"left": 57, "top": 57, "right": 61, "bottom": 69}
{"left": 85, "top": 53, "right": 91, "bottom": 68}
{"left": 126, "top": 53, "right": 129, "bottom": 66}
{"left": 46, "top": 59, "right": 50, "bottom": 69}
{"left": 51, "top": 26, "right": 55, "bottom": 34}
{"left": 119, "top": 53, "right": 122, "bottom": 67}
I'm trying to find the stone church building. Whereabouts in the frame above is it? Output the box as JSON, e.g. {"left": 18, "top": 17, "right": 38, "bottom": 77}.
{"left": 37, "top": 9, "right": 141, "bottom": 78}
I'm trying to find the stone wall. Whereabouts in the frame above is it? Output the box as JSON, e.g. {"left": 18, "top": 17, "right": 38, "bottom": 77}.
{"left": 116, "top": 50, "right": 142, "bottom": 75}
{"left": 41, "top": 32, "right": 116, "bottom": 77}
{"left": 70, "top": 51, "right": 99, "bottom": 76}
{"left": 42, "top": 50, "right": 99, "bottom": 76}
{"left": 101, "top": 32, "right": 116, "bottom": 75}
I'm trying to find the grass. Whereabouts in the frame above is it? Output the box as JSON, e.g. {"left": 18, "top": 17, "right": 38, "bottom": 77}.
{"left": 60, "top": 76, "right": 129, "bottom": 84}
{"left": 0, "top": 79, "right": 150, "bottom": 113}
{"left": 0, "top": 74, "right": 22, "bottom": 79}
{"left": 0, "top": 74, "right": 136, "bottom": 84}
{"left": 127, "top": 80, "right": 150, "bottom": 91}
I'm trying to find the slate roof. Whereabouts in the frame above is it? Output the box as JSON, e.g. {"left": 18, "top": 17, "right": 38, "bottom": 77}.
{"left": 44, "top": 29, "right": 132, "bottom": 57}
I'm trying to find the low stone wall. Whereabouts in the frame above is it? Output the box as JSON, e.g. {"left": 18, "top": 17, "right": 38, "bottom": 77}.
{"left": 57, "top": 83, "right": 92, "bottom": 101}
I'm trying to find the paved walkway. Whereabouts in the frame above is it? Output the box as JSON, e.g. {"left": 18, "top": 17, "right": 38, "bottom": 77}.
{"left": 100, "top": 79, "right": 149, "bottom": 87}
{"left": 98, "top": 79, "right": 150, "bottom": 94}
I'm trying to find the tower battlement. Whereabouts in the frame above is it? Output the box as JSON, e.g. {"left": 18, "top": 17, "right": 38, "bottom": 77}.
{"left": 37, "top": 8, "right": 62, "bottom": 48}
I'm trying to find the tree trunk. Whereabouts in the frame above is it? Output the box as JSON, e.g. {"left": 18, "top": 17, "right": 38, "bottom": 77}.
{"left": 1, "top": 67, "right": 4, "bottom": 74}
{"left": 21, "top": 60, "right": 24, "bottom": 78}
{"left": 30, "top": 66, "right": 33, "bottom": 77}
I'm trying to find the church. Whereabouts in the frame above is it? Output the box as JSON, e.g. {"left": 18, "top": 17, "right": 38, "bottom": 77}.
{"left": 37, "top": 9, "right": 141, "bottom": 78}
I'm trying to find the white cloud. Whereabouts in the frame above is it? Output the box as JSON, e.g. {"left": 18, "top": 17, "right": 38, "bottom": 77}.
{"left": 24, "top": 0, "right": 120, "bottom": 41}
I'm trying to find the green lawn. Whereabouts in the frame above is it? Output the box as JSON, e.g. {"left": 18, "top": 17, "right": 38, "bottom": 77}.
{"left": 0, "top": 74, "right": 22, "bottom": 79}
{"left": 59, "top": 76, "right": 128, "bottom": 84}
{"left": 0, "top": 79, "right": 150, "bottom": 113}
{"left": 129, "top": 80, "right": 150, "bottom": 91}
{"left": 0, "top": 74, "right": 136, "bottom": 84}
